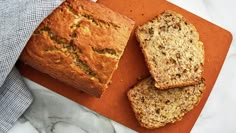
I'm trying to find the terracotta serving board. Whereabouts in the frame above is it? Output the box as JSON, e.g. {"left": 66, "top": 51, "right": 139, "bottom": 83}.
{"left": 17, "top": 0, "right": 232, "bottom": 133}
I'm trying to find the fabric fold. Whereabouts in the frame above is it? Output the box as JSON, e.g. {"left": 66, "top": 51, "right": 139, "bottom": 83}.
{"left": 0, "top": 67, "right": 33, "bottom": 133}
{"left": 0, "top": 0, "right": 64, "bottom": 132}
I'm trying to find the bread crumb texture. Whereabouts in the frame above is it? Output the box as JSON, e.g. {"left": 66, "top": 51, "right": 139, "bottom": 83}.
{"left": 136, "top": 10, "right": 204, "bottom": 89}
{"left": 127, "top": 77, "right": 205, "bottom": 128}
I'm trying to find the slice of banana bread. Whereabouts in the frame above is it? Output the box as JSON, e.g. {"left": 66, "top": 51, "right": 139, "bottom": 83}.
{"left": 127, "top": 77, "right": 205, "bottom": 129}
{"left": 136, "top": 10, "right": 204, "bottom": 89}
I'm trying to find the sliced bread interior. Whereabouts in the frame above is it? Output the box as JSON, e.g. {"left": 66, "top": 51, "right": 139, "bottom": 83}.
{"left": 135, "top": 10, "right": 204, "bottom": 89}
{"left": 127, "top": 77, "right": 205, "bottom": 129}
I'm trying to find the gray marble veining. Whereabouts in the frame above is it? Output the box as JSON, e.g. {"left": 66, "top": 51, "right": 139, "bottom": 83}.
{"left": 20, "top": 78, "right": 136, "bottom": 133}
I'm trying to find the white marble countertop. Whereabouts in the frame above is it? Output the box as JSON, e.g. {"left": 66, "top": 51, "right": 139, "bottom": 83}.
{"left": 8, "top": 0, "right": 236, "bottom": 133}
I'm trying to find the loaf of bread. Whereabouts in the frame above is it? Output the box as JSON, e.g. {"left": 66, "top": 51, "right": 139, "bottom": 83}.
{"left": 20, "top": 0, "right": 135, "bottom": 97}
{"left": 127, "top": 77, "right": 205, "bottom": 129}
{"left": 135, "top": 10, "right": 204, "bottom": 89}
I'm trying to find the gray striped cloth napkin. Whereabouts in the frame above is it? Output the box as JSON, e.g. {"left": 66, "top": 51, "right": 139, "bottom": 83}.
{"left": 0, "top": 0, "right": 64, "bottom": 132}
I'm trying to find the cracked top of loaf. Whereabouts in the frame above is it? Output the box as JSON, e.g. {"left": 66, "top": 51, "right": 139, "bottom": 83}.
{"left": 20, "top": 0, "right": 135, "bottom": 97}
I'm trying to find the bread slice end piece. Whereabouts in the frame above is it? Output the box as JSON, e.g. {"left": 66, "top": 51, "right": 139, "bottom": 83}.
{"left": 127, "top": 77, "right": 206, "bottom": 129}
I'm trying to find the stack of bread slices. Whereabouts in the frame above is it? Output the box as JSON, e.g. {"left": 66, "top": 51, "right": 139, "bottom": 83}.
{"left": 127, "top": 10, "right": 205, "bottom": 129}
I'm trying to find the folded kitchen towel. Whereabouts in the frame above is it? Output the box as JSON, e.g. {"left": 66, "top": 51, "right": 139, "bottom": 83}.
{"left": 0, "top": 0, "right": 64, "bottom": 132}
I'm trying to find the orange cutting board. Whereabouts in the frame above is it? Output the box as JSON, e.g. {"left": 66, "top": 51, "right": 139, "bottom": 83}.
{"left": 17, "top": 0, "right": 232, "bottom": 133}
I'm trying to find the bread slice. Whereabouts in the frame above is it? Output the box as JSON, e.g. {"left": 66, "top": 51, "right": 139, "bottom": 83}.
{"left": 135, "top": 10, "right": 204, "bottom": 89}
{"left": 127, "top": 77, "right": 205, "bottom": 129}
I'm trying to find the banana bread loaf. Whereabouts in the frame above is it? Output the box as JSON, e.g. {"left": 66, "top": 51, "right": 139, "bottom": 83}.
{"left": 20, "top": 0, "right": 135, "bottom": 97}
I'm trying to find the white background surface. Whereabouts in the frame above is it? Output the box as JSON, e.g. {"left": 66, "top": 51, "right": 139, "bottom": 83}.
{"left": 7, "top": 0, "right": 236, "bottom": 133}
{"left": 169, "top": 0, "right": 236, "bottom": 133}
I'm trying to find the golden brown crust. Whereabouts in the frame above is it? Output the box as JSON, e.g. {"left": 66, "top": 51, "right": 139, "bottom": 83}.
{"left": 20, "top": 0, "right": 135, "bottom": 97}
